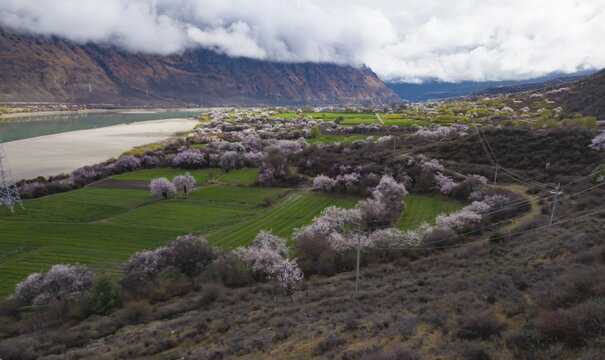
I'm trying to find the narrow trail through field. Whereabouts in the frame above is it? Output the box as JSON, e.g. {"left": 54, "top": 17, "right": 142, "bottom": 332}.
{"left": 494, "top": 184, "right": 543, "bottom": 234}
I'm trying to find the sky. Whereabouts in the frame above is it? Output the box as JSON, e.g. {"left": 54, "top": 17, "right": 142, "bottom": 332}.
{"left": 1, "top": 0, "right": 604, "bottom": 83}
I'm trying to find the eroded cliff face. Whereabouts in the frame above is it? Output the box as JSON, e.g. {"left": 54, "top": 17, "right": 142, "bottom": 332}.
{"left": 0, "top": 27, "right": 400, "bottom": 106}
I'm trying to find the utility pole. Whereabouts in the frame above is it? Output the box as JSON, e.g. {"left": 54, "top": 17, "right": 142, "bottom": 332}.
{"left": 549, "top": 183, "right": 562, "bottom": 226}
{"left": 355, "top": 222, "right": 361, "bottom": 295}
{"left": 0, "top": 137, "right": 24, "bottom": 213}
{"left": 493, "top": 164, "right": 499, "bottom": 186}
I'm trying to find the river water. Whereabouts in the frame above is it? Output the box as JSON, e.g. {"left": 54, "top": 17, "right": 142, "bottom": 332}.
{"left": 0, "top": 110, "right": 202, "bottom": 142}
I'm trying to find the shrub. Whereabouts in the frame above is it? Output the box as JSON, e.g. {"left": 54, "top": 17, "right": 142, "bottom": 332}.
{"left": 457, "top": 310, "right": 506, "bottom": 339}
{"left": 361, "top": 344, "right": 420, "bottom": 360}
{"left": 204, "top": 253, "right": 254, "bottom": 287}
{"left": 312, "top": 335, "right": 347, "bottom": 355}
{"left": 119, "top": 300, "right": 152, "bottom": 325}
{"left": 89, "top": 276, "right": 122, "bottom": 314}
{"left": 536, "top": 299, "right": 605, "bottom": 346}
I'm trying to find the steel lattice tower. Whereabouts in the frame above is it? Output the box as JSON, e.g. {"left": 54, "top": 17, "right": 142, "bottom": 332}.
{"left": 0, "top": 137, "right": 24, "bottom": 213}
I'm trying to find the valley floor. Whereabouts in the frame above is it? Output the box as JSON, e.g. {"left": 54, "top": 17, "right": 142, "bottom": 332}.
{"left": 4, "top": 118, "right": 199, "bottom": 180}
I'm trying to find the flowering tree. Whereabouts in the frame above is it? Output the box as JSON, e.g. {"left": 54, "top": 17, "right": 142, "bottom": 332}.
{"left": 419, "top": 158, "right": 445, "bottom": 172}
{"left": 372, "top": 175, "right": 408, "bottom": 213}
{"left": 589, "top": 133, "right": 605, "bottom": 151}
{"left": 111, "top": 155, "right": 141, "bottom": 172}
{"left": 121, "top": 250, "right": 164, "bottom": 287}
{"left": 268, "top": 258, "right": 304, "bottom": 295}
{"left": 434, "top": 173, "right": 456, "bottom": 194}
{"left": 466, "top": 174, "right": 488, "bottom": 200}
{"left": 236, "top": 230, "right": 303, "bottom": 294}
{"left": 259, "top": 152, "right": 288, "bottom": 182}
{"left": 219, "top": 151, "right": 241, "bottom": 171}
{"left": 173, "top": 173, "right": 196, "bottom": 197}
{"left": 407, "top": 124, "right": 468, "bottom": 142}
{"left": 13, "top": 264, "right": 95, "bottom": 305}
{"left": 313, "top": 175, "right": 337, "bottom": 191}
{"left": 150, "top": 177, "right": 176, "bottom": 199}
{"left": 164, "top": 234, "right": 218, "bottom": 277}
{"left": 172, "top": 148, "right": 207, "bottom": 168}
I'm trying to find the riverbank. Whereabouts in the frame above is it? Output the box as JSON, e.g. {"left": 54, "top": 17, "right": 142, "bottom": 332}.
{"left": 4, "top": 118, "right": 199, "bottom": 181}
{"left": 0, "top": 108, "right": 206, "bottom": 119}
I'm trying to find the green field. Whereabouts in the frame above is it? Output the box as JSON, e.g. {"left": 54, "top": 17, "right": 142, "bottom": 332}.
{"left": 217, "top": 168, "right": 259, "bottom": 185}
{"left": 113, "top": 168, "right": 224, "bottom": 184}
{"left": 0, "top": 182, "right": 461, "bottom": 297}
{"left": 0, "top": 188, "right": 154, "bottom": 223}
{"left": 0, "top": 221, "right": 182, "bottom": 297}
{"left": 207, "top": 192, "right": 358, "bottom": 248}
{"left": 398, "top": 195, "right": 463, "bottom": 230}
{"left": 189, "top": 186, "right": 287, "bottom": 205}
{"left": 109, "top": 200, "right": 261, "bottom": 232}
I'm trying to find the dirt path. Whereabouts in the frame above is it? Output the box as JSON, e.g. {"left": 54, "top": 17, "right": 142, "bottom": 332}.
{"left": 493, "top": 184, "right": 543, "bottom": 233}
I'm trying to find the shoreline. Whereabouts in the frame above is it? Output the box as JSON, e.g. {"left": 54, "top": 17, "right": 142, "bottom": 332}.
{"left": 4, "top": 118, "right": 199, "bottom": 181}
{"left": 0, "top": 108, "right": 207, "bottom": 119}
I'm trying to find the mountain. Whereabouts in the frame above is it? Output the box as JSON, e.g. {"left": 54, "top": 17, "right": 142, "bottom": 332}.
{"left": 0, "top": 27, "right": 400, "bottom": 107}
{"left": 553, "top": 69, "right": 605, "bottom": 118}
{"left": 385, "top": 71, "right": 596, "bottom": 102}
{"left": 470, "top": 75, "right": 589, "bottom": 97}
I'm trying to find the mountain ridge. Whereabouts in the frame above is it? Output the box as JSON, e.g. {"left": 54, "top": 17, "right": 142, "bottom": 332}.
{"left": 0, "top": 27, "right": 400, "bottom": 106}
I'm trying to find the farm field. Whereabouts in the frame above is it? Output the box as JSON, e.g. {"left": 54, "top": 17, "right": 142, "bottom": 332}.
{"left": 398, "top": 195, "right": 463, "bottom": 230}
{"left": 108, "top": 199, "right": 262, "bottom": 232}
{"left": 207, "top": 191, "right": 359, "bottom": 248}
{"left": 113, "top": 168, "right": 224, "bottom": 184}
{"left": 189, "top": 185, "right": 287, "bottom": 205}
{"left": 0, "top": 181, "right": 462, "bottom": 297}
{"left": 217, "top": 168, "right": 259, "bottom": 184}
{"left": 307, "top": 134, "right": 368, "bottom": 145}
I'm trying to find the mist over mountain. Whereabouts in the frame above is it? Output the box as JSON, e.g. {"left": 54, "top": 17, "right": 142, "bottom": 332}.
{"left": 0, "top": 27, "right": 400, "bottom": 106}
{"left": 386, "top": 70, "right": 597, "bottom": 102}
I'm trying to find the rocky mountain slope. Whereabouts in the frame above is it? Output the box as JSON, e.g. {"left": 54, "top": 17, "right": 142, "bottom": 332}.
{"left": 0, "top": 27, "right": 399, "bottom": 106}
{"left": 554, "top": 69, "right": 605, "bottom": 118}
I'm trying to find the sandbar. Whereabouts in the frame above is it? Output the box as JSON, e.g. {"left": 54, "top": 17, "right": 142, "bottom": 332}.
{"left": 4, "top": 118, "right": 199, "bottom": 181}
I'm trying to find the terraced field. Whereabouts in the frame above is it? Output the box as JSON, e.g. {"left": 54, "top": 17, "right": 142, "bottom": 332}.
{"left": 207, "top": 192, "right": 359, "bottom": 248}
{"left": 0, "top": 181, "right": 461, "bottom": 297}
{"left": 217, "top": 168, "right": 259, "bottom": 185}
{"left": 189, "top": 186, "right": 287, "bottom": 205}
{"left": 398, "top": 195, "right": 463, "bottom": 230}
{"left": 0, "top": 221, "right": 182, "bottom": 296}
{"left": 113, "top": 168, "right": 224, "bottom": 184}
{"left": 108, "top": 200, "right": 261, "bottom": 232}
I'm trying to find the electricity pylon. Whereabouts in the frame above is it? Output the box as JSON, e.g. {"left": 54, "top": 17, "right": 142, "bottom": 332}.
{"left": 0, "top": 137, "right": 24, "bottom": 213}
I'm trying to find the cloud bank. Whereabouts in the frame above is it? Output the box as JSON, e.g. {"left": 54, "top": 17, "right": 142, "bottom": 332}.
{"left": 1, "top": 0, "right": 604, "bottom": 82}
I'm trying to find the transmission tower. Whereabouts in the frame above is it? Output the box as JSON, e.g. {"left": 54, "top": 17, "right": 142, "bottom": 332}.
{"left": 0, "top": 137, "right": 24, "bottom": 213}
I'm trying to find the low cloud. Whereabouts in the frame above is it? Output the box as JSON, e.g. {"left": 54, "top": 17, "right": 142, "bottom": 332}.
{"left": 1, "top": 0, "right": 604, "bottom": 82}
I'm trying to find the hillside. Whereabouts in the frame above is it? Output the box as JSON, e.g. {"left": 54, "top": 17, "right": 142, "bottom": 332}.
{"left": 0, "top": 27, "right": 399, "bottom": 106}
{"left": 471, "top": 74, "right": 588, "bottom": 97}
{"left": 554, "top": 69, "right": 605, "bottom": 118}
{"left": 384, "top": 70, "right": 595, "bottom": 102}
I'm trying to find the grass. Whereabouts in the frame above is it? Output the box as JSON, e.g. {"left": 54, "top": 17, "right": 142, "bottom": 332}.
{"left": 217, "top": 168, "right": 259, "bottom": 185}
{"left": 307, "top": 135, "right": 349, "bottom": 144}
{"left": 0, "top": 188, "right": 153, "bottom": 223}
{"left": 113, "top": 168, "right": 224, "bottom": 184}
{"left": 307, "top": 135, "right": 369, "bottom": 145}
{"left": 398, "top": 195, "right": 463, "bottom": 230}
{"left": 207, "top": 192, "right": 359, "bottom": 248}
{"left": 189, "top": 186, "right": 287, "bottom": 205}
{"left": 108, "top": 200, "right": 261, "bottom": 233}
{"left": 0, "top": 222, "right": 182, "bottom": 297}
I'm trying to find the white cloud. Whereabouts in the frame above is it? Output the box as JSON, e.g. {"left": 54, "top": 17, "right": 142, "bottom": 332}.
{"left": 1, "top": 0, "right": 604, "bottom": 82}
